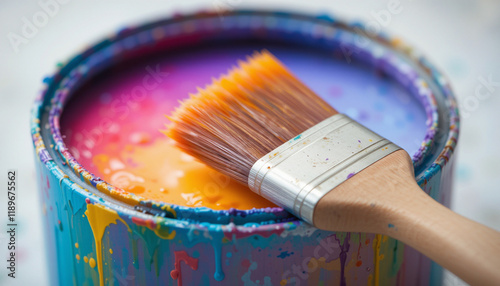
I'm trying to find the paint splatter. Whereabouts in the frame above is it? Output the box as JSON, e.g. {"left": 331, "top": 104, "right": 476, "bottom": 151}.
{"left": 89, "top": 258, "right": 96, "bottom": 268}
{"left": 170, "top": 251, "right": 199, "bottom": 286}
{"left": 85, "top": 203, "right": 130, "bottom": 286}
{"left": 241, "top": 261, "right": 272, "bottom": 286}
{"left": 277, "top": 251, "right": 294, "bottom": 259}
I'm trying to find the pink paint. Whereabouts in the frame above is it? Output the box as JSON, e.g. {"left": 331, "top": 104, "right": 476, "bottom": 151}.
{"left": 170, "top": 251, "right": 198, "bottom": 286}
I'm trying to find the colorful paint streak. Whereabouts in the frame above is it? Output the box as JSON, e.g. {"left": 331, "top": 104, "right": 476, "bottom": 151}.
{"left": 170, "top": 251, "right": 199, "bottom": 286}
{"left": 85, "top": 203, "right": 131, "bottom": 286}
{"left": 373, "top": 234, "right": 383, "bottom": 286}
{"left": 31, "top": 10, "right": 458, "bottom": 286}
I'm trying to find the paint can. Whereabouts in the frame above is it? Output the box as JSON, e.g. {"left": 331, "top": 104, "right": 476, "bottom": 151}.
{"left": 32, "top": 10, "right": 459, "bottom": 285}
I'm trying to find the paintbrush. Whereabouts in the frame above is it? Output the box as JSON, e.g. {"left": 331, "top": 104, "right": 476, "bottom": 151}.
{"left": 166, "top": 51, "right": 500, "bottom": 285}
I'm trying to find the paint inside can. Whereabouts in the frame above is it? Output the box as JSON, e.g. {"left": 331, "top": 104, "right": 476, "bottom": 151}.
{"left": 60, "top": 43, "right": 427, "bottom": 210}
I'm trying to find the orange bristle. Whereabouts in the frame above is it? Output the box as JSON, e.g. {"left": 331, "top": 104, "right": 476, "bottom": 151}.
{"left": 165, "top": 50, "right": 338, "bottom": 184}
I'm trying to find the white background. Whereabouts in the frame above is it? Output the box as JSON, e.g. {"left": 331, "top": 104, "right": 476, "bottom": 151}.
{"left": 1, "top": 0, "right": 499, "bottom": 285}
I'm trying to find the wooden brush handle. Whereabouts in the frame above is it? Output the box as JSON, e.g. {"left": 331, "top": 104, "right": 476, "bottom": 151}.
{"left": 314, "top": 150, "right": 500, "bottom": 286}
{"left": 390, "top": 183, "right": 500, "bottom": 286}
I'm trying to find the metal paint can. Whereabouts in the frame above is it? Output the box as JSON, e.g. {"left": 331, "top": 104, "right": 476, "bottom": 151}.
{"left": 32, "top": 10, "right": 459, "bottom": 285}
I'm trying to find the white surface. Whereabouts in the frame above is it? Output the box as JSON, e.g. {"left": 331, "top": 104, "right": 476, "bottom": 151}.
{"left": 1, "top": 1, "right": 499, "bottom": 285}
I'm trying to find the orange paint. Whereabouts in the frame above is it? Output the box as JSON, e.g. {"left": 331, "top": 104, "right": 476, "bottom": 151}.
{"left": 93, "top": 138, "right": 275, "bottom": 210}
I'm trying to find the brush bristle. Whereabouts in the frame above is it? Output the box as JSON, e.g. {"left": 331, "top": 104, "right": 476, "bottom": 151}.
{"left": 165, "top": 51, "right": 338, "bottom": 184}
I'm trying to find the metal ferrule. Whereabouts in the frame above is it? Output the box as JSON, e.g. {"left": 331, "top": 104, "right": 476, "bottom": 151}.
{"left": 248, "top": 114, "right": 401, "bottom": 225}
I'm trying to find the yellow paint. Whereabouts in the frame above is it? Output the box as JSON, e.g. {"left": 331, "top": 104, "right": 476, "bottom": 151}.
{"left": 85, "top": 203, "right": 130, "bottom": 286}
{"left": 89, "top": 258, "right": 96, "bottom": 268}
{"left": 109, "top": 249, "right": 113, "bottom": 254}
{"left": 373, "top": 234, "right": 385, "bottom": 286}
{"left": 391, "top": 37, "right": 403, "bottom": 47}
{"left": 76, "top": 254, "right": 80, "bottom": 260}
{"left": 154, "top": 218, "right": 176, "bottom": 240}
{"left": 160, "top": 204, "right": 177, "bottom": 218}
{"left": 83, "top": 172, "right": 92, "bottom": 186}
{"left": 75, "top": 243, "right": 79, "bottom": 249}
{"left": 280, "top": 279, "right": 287, "bottom": 285}
{"left": 308, "top": 250, "right": 359, "bottom": 285}
{"left": 96, "top": 182, "right": 109, "bottom": 193}
{"left": 92, "top": 138, "right": 275, "bottom": 210}
{"left": 95, "top": 181, "right": 141, "bottom": 206}
{"left": 84, "top": 256, "right": 88, "bottom": 263}
{"left": 367, "top": 274, "right": 373, "bottom": 286}
{"left": 307, "top": 256, "right": 341, "bottom": 285}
